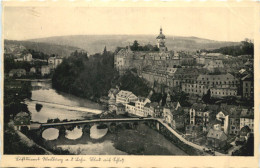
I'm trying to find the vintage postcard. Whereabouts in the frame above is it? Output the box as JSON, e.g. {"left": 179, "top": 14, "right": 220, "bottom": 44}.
{"left": 1, "top": 1, "right": 259, "bottom": 167}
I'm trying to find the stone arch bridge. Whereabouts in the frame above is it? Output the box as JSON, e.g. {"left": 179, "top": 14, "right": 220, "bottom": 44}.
{"left": 38, "top": 118, "right": 161, "bottom": 137}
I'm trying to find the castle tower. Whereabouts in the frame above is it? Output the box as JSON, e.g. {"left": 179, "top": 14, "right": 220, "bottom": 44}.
{"left": 156, "top": 27, "right": 166, "bottom": 52}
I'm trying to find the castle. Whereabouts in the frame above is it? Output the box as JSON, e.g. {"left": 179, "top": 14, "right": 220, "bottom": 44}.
{"left": 114, "top": 28, "right": 181, "bottom": 75}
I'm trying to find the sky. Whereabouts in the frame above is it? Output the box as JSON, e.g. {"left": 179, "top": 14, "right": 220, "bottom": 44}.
{"left": 4, "top": 6, "right": 255, "bottom": 42}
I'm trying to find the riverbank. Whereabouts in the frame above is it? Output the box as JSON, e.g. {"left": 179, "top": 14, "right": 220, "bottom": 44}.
{"left": 112, "top": 124, "right": 187, "bottom": 155}
{"left": 4, "top": 122, "right": 51, "bottom": 154}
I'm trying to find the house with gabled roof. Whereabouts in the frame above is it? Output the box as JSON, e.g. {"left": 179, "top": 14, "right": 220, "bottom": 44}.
{"left": 206, "top": 129, "right": 227, "bottom": 148}
{"left": 116, "top": 90, "right": 138, "bottom": 105}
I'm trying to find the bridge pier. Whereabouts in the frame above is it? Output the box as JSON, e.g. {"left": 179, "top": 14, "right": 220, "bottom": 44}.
{"left": 58, "top": 126, "right": 66, "bottom": 138}
{"left": 83, "top": 124, "right": 91, "bottom": 133}
{"left": 156, "top": 122, "right": 160, "bottom": 131}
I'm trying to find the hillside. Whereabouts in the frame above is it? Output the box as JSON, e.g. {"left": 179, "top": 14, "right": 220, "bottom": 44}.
{"left": 4, "top": 40, "right": 83, "bottom": 58}
{"left": 28, "top": 35, "right": 240, "bottom": 54}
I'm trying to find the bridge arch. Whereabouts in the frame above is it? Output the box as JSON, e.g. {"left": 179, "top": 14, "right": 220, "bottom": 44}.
{"left": 108, "top": 123, "right": 117, "bottom": 133}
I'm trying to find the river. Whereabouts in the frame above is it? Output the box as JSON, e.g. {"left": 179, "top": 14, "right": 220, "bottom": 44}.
{"left": 26, "top": 81, "right": 104, "bottom": 123}
{"left": 28, "top": 81, "right": 187, "bottom": 155}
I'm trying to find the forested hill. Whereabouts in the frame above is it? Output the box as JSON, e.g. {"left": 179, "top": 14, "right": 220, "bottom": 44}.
{"left": 29, "top": 35, "right": 239, "bottom": 54}
{"left": 52, "top": 50, "right": 150, "bottom": 101}
{"left": 4, "top": 40, "right": 83, "bottom": 58}
{"left": 206, "top": 40, "right": 254, "bottom": 56}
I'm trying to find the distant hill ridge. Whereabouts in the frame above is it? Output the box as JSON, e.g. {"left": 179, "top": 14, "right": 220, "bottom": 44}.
{"left": 27, "top": 35, "right": 240, "bottom": 54}
{"left": 4, "top": 40, "right": 83, "bottom": 58}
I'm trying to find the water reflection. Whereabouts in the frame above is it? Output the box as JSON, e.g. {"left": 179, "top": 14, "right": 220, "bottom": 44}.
{"left": 57, "top": 141, "right": 127, "bottom": 155}
{"left": 42, "top": 128, "right": 59, "bottom": 140}
{"left": 65, "top": 127, "right": 83, "bottom": 140}
{"left": 90, "top": 124, "right": 108, "bottom": 139}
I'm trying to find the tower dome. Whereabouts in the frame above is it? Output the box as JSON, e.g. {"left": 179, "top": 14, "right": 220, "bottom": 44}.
{"left": 156, "top": 27, "right": 166, "bottom": 39}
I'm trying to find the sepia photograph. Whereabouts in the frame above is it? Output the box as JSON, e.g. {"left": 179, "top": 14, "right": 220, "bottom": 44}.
{"left": 1, "top": 1, "right": 259, "bottom": 167}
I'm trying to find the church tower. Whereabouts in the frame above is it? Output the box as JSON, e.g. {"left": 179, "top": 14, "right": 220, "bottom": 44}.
{"left": 156, "top": 27, "right": 166, "bottom": 52}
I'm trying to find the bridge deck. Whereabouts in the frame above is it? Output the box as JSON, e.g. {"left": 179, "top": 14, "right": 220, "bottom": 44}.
{"left": 41, "top": 118, "right": 154, "bottom": 127}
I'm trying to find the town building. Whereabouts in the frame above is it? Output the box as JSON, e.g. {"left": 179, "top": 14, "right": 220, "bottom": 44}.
{"left": 215, "top": 111, "right": 229, "bottom": 134}
{"left": 23, "top": 53, "right": 33, "bottom": 62}
{"left": 54, "top": 56, "right": 63, "bottom": 68}
{"left": 185, "top": 125, "right": 202, "bottom": 138}
{"left": 182, "top": 73, "right": 239, "bottom": 98}
{"left": 9, "top": 69, "right": 26, "bottom": 77}
{"left": 196, "top": 73, "right": 238, "bottom": 88}
{"left": 41, "top": 65, "right": 51, "bottom": 76}
{"left": 206, "top": 129, "right": 227, "bottom": 149}
{"left": 48, "top": 56, "right": 63, "bottom": 69}
{"left": 163, "top": 104, "right": 185, "bottom": 129}
{"left": 30, "top": 67, "right": 36, "bottom": 74}
{"left": 203, "top": 59, "right": 224, "bottom": 72}
{"left": 240, "top": 108, "right": 254, "bottom": 133}
{"left": 125, "top": 97, "right": 151, "bottom": 117}
{"left": 189, "top": 103, "right": 210, "bottom": 126}
{"left": 48, "top": 57, "right": 55, "bottom": 66}
{"left": 14, "top": 112, "right": 31, "bottom": 131}
{"left": 149, "top": 102, "right": 163, "bottom": 118}
{"left": 210, "top": 87, "right": 238, "bottom": 98}
{"left": 116, "top": 90, "right": 138, "bottom": 105}
{"left": 241, "top": 73, "right": 254, "bottom": 100}
{"left": 182, "top": 83, "right": 209, "bottom": 96}
{"left": 115, "top": 103, "right": 125, "bottom": 115}
{"left": 229, "top": 107, "right": 241, "bottom": 135}
{"left": 14, "top": 58, "right": 24, "bottom": 62}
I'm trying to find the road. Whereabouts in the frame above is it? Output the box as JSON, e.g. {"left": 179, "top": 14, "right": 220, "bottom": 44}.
{"left": 156, "top": 119, "right": 226, "bottom": 156}
{"left": 228, "top": 141, "right": 242, "bottom": 155}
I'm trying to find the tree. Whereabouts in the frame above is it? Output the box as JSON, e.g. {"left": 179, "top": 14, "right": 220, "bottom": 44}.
{"left": 202, "top": 89, "right": 211, "bottom": 104}
{"left": 130, "top": 40, "right": 139, "bottom": 51}
{"left": 153, "top": 45, "right": 159, "bottom": 51}
{"left": 103, "top": 46, "right": 107, "bottom": 55}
